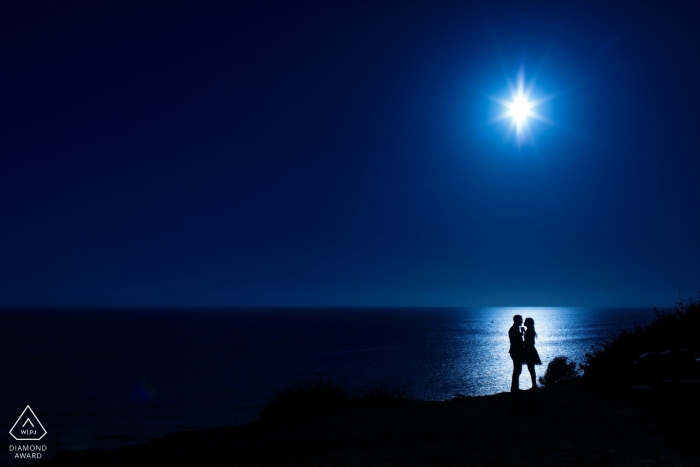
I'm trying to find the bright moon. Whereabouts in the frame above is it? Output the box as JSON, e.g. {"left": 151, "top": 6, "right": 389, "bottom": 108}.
{"left": 508, "top": 94, "right": 532, "bottom": 125}
{"left": 488, "top": 68, "right": 553, "bottom": 146}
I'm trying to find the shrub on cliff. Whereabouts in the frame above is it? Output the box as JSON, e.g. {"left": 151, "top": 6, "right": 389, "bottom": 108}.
{"left": 539, "top": 356, "right": 581, "bottom": 387}
{"left": 580, "top": 292, "right": 700, "bottom": 392}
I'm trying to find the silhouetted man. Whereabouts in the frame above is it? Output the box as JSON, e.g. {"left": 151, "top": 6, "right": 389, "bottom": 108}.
{"left": 508, "top": 314, "right": 525, "bottom": 400}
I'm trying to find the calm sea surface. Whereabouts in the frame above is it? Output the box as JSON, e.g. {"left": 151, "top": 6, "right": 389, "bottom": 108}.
{"left": 0, "top": 307, "right": 655, "bottom": 458}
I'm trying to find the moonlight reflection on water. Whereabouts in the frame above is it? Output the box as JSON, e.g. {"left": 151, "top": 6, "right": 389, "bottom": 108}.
{"left": 436, "top": 307, "right": 653, "bottom": 399}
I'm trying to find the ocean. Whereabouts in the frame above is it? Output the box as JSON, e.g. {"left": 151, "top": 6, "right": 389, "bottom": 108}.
{"left": 0, "top": 307, "right": 655, "bottom": 461}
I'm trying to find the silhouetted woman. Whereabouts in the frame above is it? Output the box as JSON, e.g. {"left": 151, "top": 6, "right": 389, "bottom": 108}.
{"left": 523, "top": 317, "right": 542, "bottom": 390}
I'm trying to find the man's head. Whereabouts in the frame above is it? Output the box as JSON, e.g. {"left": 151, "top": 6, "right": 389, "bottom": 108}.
{"left": 513, "top": 315, "right": 523, "bottom": 326}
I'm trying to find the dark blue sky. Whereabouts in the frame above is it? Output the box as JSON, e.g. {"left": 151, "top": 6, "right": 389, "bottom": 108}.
{"left": 2, "top": 1, "right": 698, "bottom": 307}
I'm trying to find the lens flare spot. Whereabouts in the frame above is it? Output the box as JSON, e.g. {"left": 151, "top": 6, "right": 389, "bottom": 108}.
{"left": 131, "top": 380, "right": 157, "bottom": 404}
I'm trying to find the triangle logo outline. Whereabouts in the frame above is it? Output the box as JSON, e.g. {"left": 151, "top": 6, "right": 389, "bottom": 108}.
{"left": 9, "top": 406, "right": 47, "bottom": 441}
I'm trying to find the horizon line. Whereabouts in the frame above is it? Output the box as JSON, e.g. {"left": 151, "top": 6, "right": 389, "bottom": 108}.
{"left": 0, "top": 304, "right": 673, "bottom": 310}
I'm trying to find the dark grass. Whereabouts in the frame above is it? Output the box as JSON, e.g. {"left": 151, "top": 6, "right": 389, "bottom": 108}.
{"left": 577, "top": 293, "right": 700, "bottom": 454}
{"left": 519, "top": 295, "right": 699, "bottom": 453}
{"left": 580, "top": 292, "right": 700, "bottom": 392}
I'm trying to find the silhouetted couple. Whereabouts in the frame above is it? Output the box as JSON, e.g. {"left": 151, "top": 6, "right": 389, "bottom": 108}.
{"left": 508, "top": 314, "right": 541, "bottom": 400}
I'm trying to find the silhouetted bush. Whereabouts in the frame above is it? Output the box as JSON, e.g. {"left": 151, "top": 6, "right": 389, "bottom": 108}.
{"left": 580, "top": 293, "right": 700, "bottom": 392}
{"left": 259, "top": 378, "right": 407, "bottom": 422}
{"left": 538, "top": 356, "right": 581, "bottom": 387}
{"left": 259, "top": 377, "right": 351, "bottom": 422}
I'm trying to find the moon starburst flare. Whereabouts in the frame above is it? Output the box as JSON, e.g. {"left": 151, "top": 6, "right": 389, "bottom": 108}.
{"left": 508, "top": 94, "right": 532, "bottom": 125}
{"left": 488, "top": 68, "right": 553, "bottom": 146}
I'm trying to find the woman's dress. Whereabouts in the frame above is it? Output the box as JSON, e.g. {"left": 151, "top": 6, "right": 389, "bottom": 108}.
{"left": 523, "top": 329, "right": 542, "bottom": 365}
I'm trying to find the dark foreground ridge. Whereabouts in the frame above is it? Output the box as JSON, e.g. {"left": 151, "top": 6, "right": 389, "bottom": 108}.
{"left": 40, "top": 385, "right": 697, "bottom": 467}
